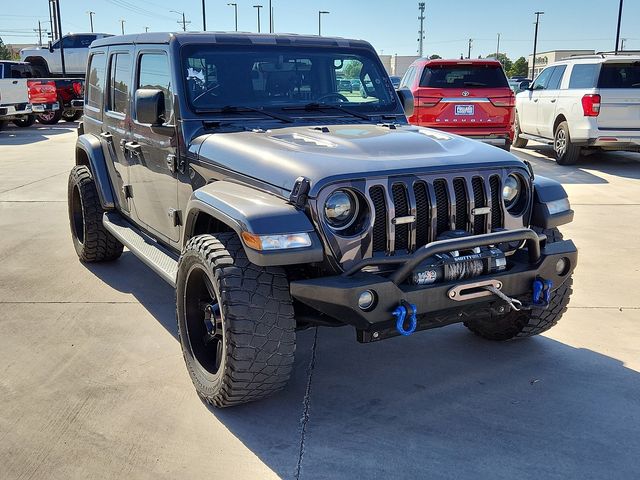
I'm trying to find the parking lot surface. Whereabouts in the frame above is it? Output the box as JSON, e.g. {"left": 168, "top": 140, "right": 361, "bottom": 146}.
{"left": 1, "top": 123, "right": 639, "bottom": 479}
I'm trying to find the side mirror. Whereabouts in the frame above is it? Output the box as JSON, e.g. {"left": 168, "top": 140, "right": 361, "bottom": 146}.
{"left": 396, "top": 88, "right": 414, "bottom": 117}
{"left": 48, "top": 41, "right": 54, "bottom": 53}
{"left": 135, "top": 88, "right": 165, "bottom": 126}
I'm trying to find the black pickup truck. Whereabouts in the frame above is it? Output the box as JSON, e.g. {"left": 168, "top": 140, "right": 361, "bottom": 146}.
{"left": 68, "top": 32, "right": 577, "bottom": 408}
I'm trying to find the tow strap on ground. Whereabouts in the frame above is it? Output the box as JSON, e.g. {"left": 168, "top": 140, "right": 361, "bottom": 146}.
{"left": 482, "top": 277, "right": 553, "bottom": 312}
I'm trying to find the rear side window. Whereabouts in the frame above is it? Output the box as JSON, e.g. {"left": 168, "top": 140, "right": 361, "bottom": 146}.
{"left": 137, "top": 53, "right": 173, "bottom": 123}
{"left": 108, "top": 53, "right": 132, "bottom": 115}
{"left": 598, "top": 63, "right": 640, "bottom": 88}
{"left": 87, "top": 53, "right": 107, "bottom": 109}
{"left": 400, "top": 66, "right": 416, "bottom": 88}
{"left": 568, "top": 64, "right": 598, "bottom": 89}
{"left": 547, "top": 65, "right": 567, "bottom": 90}
{"left": 419, "top": 64, "right": 508, "bottom": 88}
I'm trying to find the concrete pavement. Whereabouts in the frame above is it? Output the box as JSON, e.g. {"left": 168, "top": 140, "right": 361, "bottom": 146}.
{"left": 1, "top": 124, "right": 638, "bottom": 479}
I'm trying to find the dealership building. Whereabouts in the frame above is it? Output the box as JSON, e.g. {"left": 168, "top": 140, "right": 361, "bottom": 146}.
{"left": 527, "top": 50, "right": 595, "bottom": 78}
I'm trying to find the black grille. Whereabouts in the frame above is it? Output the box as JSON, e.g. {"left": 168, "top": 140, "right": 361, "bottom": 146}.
{"left": 433, "top": 180, "right": 449, "bottom": 236}
{"left": 472, "top": 177, "right": 486, "bottom": 235}
{"left": 453, "top": 178, "right": 468, "bottom": 231}
{"left": 370, "top": 186, "right": 387, "bottom": 253}
{"left": 490, "top": 175, "right": 503, "bottom": 229}
{"left": 392, "top": 183, "right": 409, "bottom": 251}
{"left": 413, "top": 182, "right": 429, "bottom": 248}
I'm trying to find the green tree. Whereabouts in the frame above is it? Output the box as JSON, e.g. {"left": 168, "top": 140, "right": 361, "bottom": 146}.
{"left": 486, "top": 53, "right": 512, "bottom": 73}
{"left": 342, "top": 60, "right": 362, "bottom": 79}
{"left": 508, "top": 57, "right": 529, "bottom": 78}
{"left": 429, "top": 54, "right": 442, "bottom": 60}
{"left": 0, "top": 37, "right": 13, "bottom": 60}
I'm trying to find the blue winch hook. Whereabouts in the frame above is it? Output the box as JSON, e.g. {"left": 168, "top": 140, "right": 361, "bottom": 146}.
{"left": 393, "top": 301, "right": 418, "bottom": 336}
{"left": 532, "top": 278, "right": 553, "bottom": 307}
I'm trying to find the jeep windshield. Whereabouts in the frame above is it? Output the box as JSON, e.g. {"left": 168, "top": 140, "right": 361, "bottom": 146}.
{"left": 182, "top": 45, "right": 399, "bottom": 117}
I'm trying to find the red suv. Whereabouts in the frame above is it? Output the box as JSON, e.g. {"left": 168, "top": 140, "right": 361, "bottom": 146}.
{"left": 401, "top": 59, "right": 515, "bottom": 150}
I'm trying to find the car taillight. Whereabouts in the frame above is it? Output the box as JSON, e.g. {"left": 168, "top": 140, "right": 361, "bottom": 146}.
{"left": 73, "top": 81, "right": 83, "bottom": 96}
{"left": 418, "top": 97, "right": 442, "bottom": 107}
{"left": 581, "top": 94, "right": 601, "bottom": 117}
{"left": 489, "top": 96, "right": 515, "bottom": 107}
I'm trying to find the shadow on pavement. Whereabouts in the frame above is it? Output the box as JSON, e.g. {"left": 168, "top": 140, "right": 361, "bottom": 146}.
{"left": 0, "top": 122, "right": 78, "bottom": 146}
{"left": 82, "top": 256, "right": 640, "bottom": 479}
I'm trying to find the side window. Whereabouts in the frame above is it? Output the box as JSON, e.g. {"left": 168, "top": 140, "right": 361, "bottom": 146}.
{"left": 568, "top": 64, "right": 598, "bottom": 89}
{"left": 87, "top": 53, "right": 107, "bottom": 109}
{"left": 137, "top": 53, "right": 173, "bottom": 123}
{"left": 532, "top": 67, "right": 554, "bottom": 90}
{"left": 547, "top": 65, "right": 567, "bottom": 90}
{"left": 75, "top": 35, "right": 97, "bottom": 48}
{"left": 61, "top": 36, "right": 76, "bottom": 49}
{"left": 108, "top": 53, "right": 132, "bottom": 115}
{"left": 400, "top": 67, "right": 414, "bottom": 88}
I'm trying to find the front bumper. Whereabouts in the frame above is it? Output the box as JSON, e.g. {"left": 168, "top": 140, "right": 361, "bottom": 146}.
{"left": 290, "top": 228, "right": 577, "bottom": 342}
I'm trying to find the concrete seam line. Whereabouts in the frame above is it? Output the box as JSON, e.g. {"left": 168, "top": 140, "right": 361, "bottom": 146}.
{"left": 0, "top": 171, "right": 68, "bottom": 194}
{"left": 295, "top": 326, "right": 318, "bottom": 480}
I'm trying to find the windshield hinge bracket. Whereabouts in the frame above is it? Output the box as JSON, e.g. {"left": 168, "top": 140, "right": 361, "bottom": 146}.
{"left": 289, "top": 176, "right": 311, "bottom": 210}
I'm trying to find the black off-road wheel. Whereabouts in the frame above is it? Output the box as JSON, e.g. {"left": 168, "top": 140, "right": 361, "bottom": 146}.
{"left": 13, "top": 115, "right": 36, "bottom": 127}
{"left": 67, "top": 165, "right": 123, "bottom": 262}
{"left": 37, "top": 108, "right": 63, "bottom": 125}
{"left": 464, "top": 227, "right": 573, "bottom": 341}
{"left": 512, "top": 114, "right": 528, "bottom": 148}
{"left": 554, "top": 121, "right": 580, "bottom": 165}
{"left": 176, "top": 233, "right": 296, "bottom": 408}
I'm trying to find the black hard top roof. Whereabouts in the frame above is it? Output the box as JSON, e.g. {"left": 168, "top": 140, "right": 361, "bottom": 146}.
{"left": 91, "top": 31, "right": 373, "bottom": 50}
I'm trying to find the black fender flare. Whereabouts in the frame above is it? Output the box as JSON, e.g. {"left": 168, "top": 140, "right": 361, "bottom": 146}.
{"left": 531, "top": 175, "right": 574, "bottom": 229}
{"left": 75, "top": 134, "right": 115, "bottom": 209}
{"left": 184, "top": 181, "right": 324, "bottom": 266}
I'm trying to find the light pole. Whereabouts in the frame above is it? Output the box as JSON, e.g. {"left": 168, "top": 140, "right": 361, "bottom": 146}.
{"left": 228, "top": 3, "right": 238, "bottom": 31}
{"left": 318, "top": 10, "right": 329, "bottom": 36}
{"left": 202, "top": 0, "right": 207, "bottom": 31}
{"left": 531, "top": 11, "right": 544, "bottom": 79}
{"left": 417, "top": 2, "right": 425, "bottom": 57}
{"left": 145, "top": 26, "right": 150, "bottom": 33}
{"left": 253, "top": 5, "right": 263, "bottom": 33}
{"left": 87, "top": 11, "right": 95, "bottom": 33}
{"left": 119, "top": 19, "right": 125, "bottom": 35}
{"left": 615, "top": 0, "right": 624, "bottom": 54}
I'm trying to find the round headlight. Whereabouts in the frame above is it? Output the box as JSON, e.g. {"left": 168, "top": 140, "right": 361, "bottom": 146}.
{"left": 502, "top": 174, "right": 522, "bottom": 208}
{"left": 324, "top": 189, "right": 358, "bottom": 230}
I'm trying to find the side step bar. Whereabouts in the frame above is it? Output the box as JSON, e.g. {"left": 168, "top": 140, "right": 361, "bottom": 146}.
{"left": 103, "top": 212, "right": 178, "bottom": 287}
{"left": 518, "top": 133, "right": 554, "bottom": 145}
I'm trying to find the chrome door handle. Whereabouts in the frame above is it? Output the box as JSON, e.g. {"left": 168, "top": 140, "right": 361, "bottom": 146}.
{"left": 124, "top": 142, "right": 142, "bottom": 154}
{"left": 100, "top": 132, "right": 113, "bottom": 140}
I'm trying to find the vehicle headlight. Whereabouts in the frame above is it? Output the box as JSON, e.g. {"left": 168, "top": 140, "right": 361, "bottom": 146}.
{"left": 502, "top": 174, "right": 522, "bottom": 209}
{"left": 324, "top": 189, "right": 359, "bottom": 230}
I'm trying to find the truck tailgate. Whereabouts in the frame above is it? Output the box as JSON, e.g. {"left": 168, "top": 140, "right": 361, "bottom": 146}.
{"left": 0, "top": 79, "right": 28, "bottom": 105}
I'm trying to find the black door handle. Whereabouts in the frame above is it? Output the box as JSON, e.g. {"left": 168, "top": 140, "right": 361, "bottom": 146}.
{"left": 550, "top": 99, "right": 557, "bottom": 103}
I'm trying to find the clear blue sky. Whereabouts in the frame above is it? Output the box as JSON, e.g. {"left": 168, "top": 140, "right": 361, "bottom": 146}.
{"left": 1, "top": 0, "right": 638, "bottom": 60}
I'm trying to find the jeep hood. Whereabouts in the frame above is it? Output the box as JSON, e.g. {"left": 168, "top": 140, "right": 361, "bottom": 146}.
{"left": 195, "top": 123, "right": 522, "bottom": 196}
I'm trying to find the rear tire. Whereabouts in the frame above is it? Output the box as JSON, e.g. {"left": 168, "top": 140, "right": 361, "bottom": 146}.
{"left": 512, "top": 114, "right": 528, "bottom": 148}
{"left": 554, "top": 121, "right": 580, "bottom": 165}
{"left": 37, "top": 108, "right": 63, "bottom": 125}
{"left": 0, "top": 120, "right": 6, "bottom": 131}
{"left": 62, "top": 110, "right": 82, "bottom": 122}
{"left": 176, "top": 233, "right": 296, "bottom": 408}
{"left": 67, "top": 165, "right": 123, "bottom": 262}
{"left": 464, "top": 227, "right": 572, "bottom": 340}
{"left": 13, "top": 115, "right": 36, "bottom": 128}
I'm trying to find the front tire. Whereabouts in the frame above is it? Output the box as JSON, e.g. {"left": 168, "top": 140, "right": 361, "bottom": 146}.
{"left": 13, "top": 115, "right": 36, "bottom": 127}
{"left": 62, "top": 109, "right": 82, "bottom": 122}
{"left": 67, "top": 165, "right": 123, "bottom": 262}
{"left": 464, "top": 227, "right": 573, "bottom": 340}
{"left": 554, "top": 121, "right": 580, "bottom": 165}
{"left": 512, "top": 114, "right": 528, "bottom": 148}
{"left": 37, "top": 108, "right": 63, "bottom": 125}
{"left": 176, "top": 233, "right": 296, "bottom": 408}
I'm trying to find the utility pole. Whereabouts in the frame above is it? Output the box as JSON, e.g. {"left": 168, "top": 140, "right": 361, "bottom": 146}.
{"left": 269, "top": 0, "right": 273, "bottom": 33}
{"left": 53, "top": 0, "right": 66, "bottom": 76}
{"left": 254, "top": 5, "right": 263, "bottom": 33}
{"left": 48, "top": 0, "right": 58, "bottom": 42}
{"left": 531, "top": 11, "right": 544, "bottom": 79}
{"left": 145, "top": 26, "right": 150, "bottom": 33}
{"left": 120, "top": 19, "right": 125, "bottom": 35}
{"left": 171, "top": 10, "right": 191, "bottom": 32}
{"left": 318, "top": 10, "right": 329, "bottom": 36}
{"left": 227, "top": 3, "right": 238, "bottom": 31}
{"left": 202, "top": 0, "right": 206, "bottom": 31}
{"left": 467, "top": 38, "right": 473, "bottom": 59}
{"left": 87, "top": 11, "right": 95, "bottom": 33}
{"left": 496, "top": 33, "right": 500, "bottom": 61}
{"left": 417, "top": 2, "right": 425, "bottom": 57}
{"left": 34, "top": 21, "right": 44, "bottom": 47}
{"left": 621, "top": 38, "right": 627, "bottom": 51}
{"left": 614, "top": 0, "right": 623, "bottom": 54}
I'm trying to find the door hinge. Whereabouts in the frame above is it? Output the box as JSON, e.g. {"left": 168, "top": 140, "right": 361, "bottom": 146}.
{"left": 123, "top": 185, "right": 133, "bottom": 198}
{"left": 167, "top": 154, "right": 186, "bottom": 175}
{"left": 168, "top": 208, "right": 182, "bottom": 227}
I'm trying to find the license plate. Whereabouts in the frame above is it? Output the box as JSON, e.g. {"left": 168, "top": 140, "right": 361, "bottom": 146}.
{"left": 32, "top": 105, "right": 45, "bottom": 112}
{"left": 455, "top": 105, "right": 474, "bottom": 116}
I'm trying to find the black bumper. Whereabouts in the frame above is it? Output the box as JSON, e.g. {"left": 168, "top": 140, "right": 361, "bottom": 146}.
{"left": 290, "top": 228, "right": 577, "bottom": 341}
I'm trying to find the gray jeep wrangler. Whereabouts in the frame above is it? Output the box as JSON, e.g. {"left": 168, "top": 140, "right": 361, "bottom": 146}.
{"left": 68, "top": 32, "right": 577, "bottom": 407}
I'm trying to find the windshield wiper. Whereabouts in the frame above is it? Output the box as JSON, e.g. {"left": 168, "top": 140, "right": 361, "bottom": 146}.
{"left": 282, "top": 102, "right": 372, "bottom": 121}
{"left": 195, "top": 105, "right": 294, "bottom": 123}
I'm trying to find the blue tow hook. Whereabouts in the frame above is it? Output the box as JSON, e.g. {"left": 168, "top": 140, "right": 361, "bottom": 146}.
{"left": 393, "top": 301, "right": 418, "bottom": 336}
{"left": 532, "top": 278, "right": 553, "bottom": 307}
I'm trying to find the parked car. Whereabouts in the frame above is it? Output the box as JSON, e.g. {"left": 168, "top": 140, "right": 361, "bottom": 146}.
{"left": 336, "top": 79, "right": 353, "bottom": 92}
{"left": 350, "top": 78, "right": 362, "bottom": 90}
{"left": 20, "top": 33, "right": 112, "bottom": 77}
{"left": 29, "top": 78, "right": 84, "bottom": 124}
{"left": 401, "top": 58, "right": 515, "bottom": 150}
{"left": 67, "top": 32, "right": 576, "bottom": 408}
{"left": 515, "top": 54, "right": 640, "bottom": 164}
{"left": 389, "top": 75, "right": 401, "bottom": 89}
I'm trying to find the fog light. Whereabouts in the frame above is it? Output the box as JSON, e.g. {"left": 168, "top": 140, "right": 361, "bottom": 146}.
{"left": 358, "top": 290, "right": 376, "bottom": 311}
{"left": 555, "top": 257, "right": 570, "bottom": 276}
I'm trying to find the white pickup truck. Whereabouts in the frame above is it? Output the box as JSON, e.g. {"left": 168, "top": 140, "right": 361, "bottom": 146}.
{"left": 0, "top": 61, "right": 39, "bottom": 128}
{"left": 20, "top": 33, "right": 111, "bottom": 77}
{"left": 514, "top": 54, "right": 640, "bottom": 164}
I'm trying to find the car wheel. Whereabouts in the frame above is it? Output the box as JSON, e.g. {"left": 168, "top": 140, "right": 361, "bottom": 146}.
{"left": 67, "top": 165, "right": 124, "bottom": 262}
{"left": 13, "top": 115, "right": 36, "bottom": 128}
{"left": 176, "top": 233, "right": 296, "bottom": 408}
{"left": 0, "top": 120, "right": 7, "bottom": 131}
{"left": 512, "top": 114, "right": 528, "bottom": 148}
{"left": 464, "top": 227, "right": 572, "bottom": 340}
{"left": 37, "top": 108, "right": 63, "bottom": 125}
{"left": 62, "top": 109, "right": 82, "bottom": 122}
{"left": 554, "top": 121, "right": 580, "bottom": 165}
